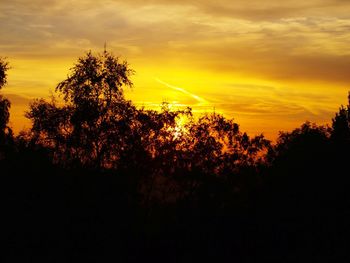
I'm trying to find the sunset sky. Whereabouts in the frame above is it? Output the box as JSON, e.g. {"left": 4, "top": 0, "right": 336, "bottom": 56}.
{"left": 1, "top": 0, "right": 350, "bottom": 139}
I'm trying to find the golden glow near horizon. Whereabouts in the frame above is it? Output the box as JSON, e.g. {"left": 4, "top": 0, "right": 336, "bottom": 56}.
{"left": 1, "top": 0, "right": 350, "bottom": 139}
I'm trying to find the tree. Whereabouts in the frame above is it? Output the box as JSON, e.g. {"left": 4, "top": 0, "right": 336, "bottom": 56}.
{"left": 0, "top": 58, "right": 13, "bottom": 159}
{"left": 270, "top": 122, "right": 330, "bottom": 160}
{"left": 0, "top": 96, "right": 11, "bottom": 139}
{"left": 182, "top": 112, "right": 270, "bottom": 176}
{"left": 0, "top": 58, "right": 10, "bottom": 133}
{"left": 331, "top": 92, "right": 350, "bottom": 143}
{"left": 0, "top": 57, "right": 9, "bottom": 90}
{"left": 26, "top": 51, "right": 136, "bottom": 169}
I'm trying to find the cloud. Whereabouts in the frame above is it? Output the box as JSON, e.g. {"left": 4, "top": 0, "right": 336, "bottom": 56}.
{"left": 117, "top": 0, "right": 350, "bottom": 20}
{"left": 1, "top": 0, "right": 350, "bottom": 138}
{"left": 2, "top": 1, "right": 350, "bottom": 85}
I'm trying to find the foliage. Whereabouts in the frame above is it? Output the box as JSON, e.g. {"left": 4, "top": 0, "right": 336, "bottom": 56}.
{"left": 0, "top": 58, "right": 13, "bottom": 159}
{"left": 183, "top": 113, "right": 270, "bottom": 175}
{"left": 0, "top": 57, "right": 9, "bottom": 90}
{"left": 26, "top": 51, "right": 136, "bottom": 168}
{"left": 268, "top": 122, "right": 331, "bottom": 162}
{"left": 332, "top": 92, "right": 350, "bottom": 144}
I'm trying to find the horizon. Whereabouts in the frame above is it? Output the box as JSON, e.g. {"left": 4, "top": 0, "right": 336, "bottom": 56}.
{"left": 2, "top": 0, "right": 350, "bottom": 139}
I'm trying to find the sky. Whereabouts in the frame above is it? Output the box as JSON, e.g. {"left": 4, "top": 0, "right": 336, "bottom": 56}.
{"left": 1, "top": 0, "right": 350, "bottom": 139}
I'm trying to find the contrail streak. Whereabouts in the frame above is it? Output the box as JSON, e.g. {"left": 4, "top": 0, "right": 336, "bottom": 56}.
{"left": 155, "top": 78, "right": 208, "bottom": 105}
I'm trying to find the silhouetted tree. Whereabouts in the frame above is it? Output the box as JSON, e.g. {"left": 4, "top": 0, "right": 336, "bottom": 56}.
{"left": 26, "top": 51, "right": 137, "bottom": 169}
{"left": 269, "top": 122, "right": 330, "bottom": 163}
{"left": 331, "top": 92, "right": 350, "bottom": 144}
{"left": 0, "top": 58, "right": 13, "bottom": 160}
{"left": 165, "top": 112, "right": 270, "bottom": 206}
{"left": 0, "top": 95, "right": 11, "bottom": 138}
{"left": 264, "top": 121, "right": 332, "bottom": 206}
{"left": 0, "top": 57, "right": 9, "bottom": 89}
{"left": 184, "top": 113, "right": 270, "bottom": 174}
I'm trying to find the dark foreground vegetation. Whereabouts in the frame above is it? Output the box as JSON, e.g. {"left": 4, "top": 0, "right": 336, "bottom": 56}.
{"left": 1, "top": 53, "right": 350, "bottom": 262}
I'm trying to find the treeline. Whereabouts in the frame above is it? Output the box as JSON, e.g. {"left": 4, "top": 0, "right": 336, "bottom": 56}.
{"left": 0, "top": 53, "right": 350, "bottom": 262}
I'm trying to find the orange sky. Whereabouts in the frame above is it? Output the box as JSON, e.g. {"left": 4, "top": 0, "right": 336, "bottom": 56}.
{"left": 1, "top": 0, "right": 350, "bottom": 139}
